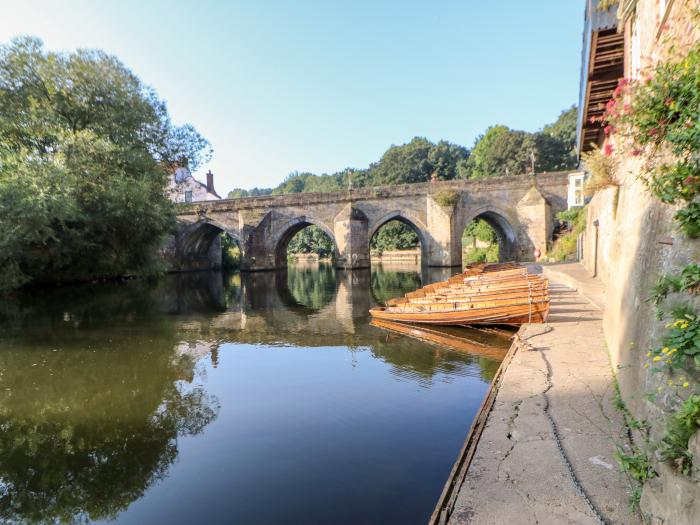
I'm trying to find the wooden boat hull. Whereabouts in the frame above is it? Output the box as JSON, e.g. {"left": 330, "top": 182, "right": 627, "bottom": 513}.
{"left": 374, "top": 263, "right": 550, "bottom": 326}
{"left": 370, "top": 300, "right": 550, "bottom": 326}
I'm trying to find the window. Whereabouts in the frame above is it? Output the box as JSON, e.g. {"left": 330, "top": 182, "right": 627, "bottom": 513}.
{"left": 185, "top": 191, "right": 193, "bottom": 203}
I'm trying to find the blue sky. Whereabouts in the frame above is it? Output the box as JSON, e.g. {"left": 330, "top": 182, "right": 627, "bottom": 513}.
{"left": 1, "top": 0, "right": 584, "bottom": 194}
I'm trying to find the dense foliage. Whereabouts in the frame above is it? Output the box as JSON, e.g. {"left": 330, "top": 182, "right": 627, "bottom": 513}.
{"left": 464, "top": 107, "right": 578, "bottom": 179}
{"left": 370, "top": 220, "right": 420, "bottom": 253}
{"left": 226, "top": 187, "right": 273, "bottom": 199}
{"left": 659, "top": 395, "right": 700, "bottom": 475}
{"left": 220, "top": 233, "right": 241, "bottom": 269}
{"left": 367, "top": 138, "right": 469, "bottom": 184}
{"left": 287, "top": 225, "right": 335, "bottom": 259}
{"left": 649, "top": 305, "right": 700, "bottom": 370}
{"left": 0, "top": 37, "right": 210, "bottom": 291}
{"left": 548, "top": 206, "right": 587, "bottom": 262}
{"left": 462, "top": 219, "right": 499, "bottom": 263}
{"left": 603, "top": 45, "right": 700, "bottom": 237}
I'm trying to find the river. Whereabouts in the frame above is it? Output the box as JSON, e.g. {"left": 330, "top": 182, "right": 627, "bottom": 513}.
{"left": 0, "top": 263, "right": 510, "bottom": 525}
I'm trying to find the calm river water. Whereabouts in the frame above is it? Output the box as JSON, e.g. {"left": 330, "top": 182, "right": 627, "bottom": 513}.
{"left": 0, "top": 264, "right": 509, "bottom": 525}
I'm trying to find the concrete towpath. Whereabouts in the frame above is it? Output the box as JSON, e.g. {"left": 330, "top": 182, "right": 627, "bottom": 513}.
{"left": 446, "top": 263, "right": 640, "bottom": 525}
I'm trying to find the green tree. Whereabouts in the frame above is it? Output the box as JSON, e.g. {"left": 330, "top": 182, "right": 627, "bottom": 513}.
{"left": 539, "top": 105, "right": 578, "bottom": 170}
{"left": 542, "top": 105, "right": 578, "bottom": 154}
{"left": 0, "top": 37, "right": 210, "bottom": 291}
{"left": 370, "top": 220, "right": 420, "bottom": 253}
{"left": 461, "top": 108, "right": 577, "bottom": 179}
{"left": 368, "top": 137, "right": 468, "bottom": 185}
{"left": 287, "top": 225, "right": 335, "bottom": 259}
{"left": 462, "top": 126, "right": 536, "bottom": 179}
{"left": 462, "top": 219, "right": 499, "bottom": 263}
{"left": 227, "top": 187, "right": 273, "bottom": 199}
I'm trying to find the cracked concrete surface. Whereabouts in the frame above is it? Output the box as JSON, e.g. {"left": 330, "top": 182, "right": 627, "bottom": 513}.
{"left": 447, "top": 280, "right": 640, "bottom": 525}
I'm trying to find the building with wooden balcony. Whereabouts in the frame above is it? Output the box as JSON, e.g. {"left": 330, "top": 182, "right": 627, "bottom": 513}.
{"left": 576, "top": 0, "right": 625, "bottom": 156}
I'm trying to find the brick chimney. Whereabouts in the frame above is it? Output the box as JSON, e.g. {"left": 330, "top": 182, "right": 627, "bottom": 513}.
{"left": 206, "top": 170, "right": 215, "bottom": 193}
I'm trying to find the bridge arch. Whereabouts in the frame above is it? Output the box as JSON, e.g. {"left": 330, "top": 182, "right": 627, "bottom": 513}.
{"left": 270, "top": 216, "right": 339, "bottom": 269}
{"left": 368, "top": 210, "right": 430, "bottom": 266}
{"left": 458, "top": 206, "right": 519, "bottom": 264}
{"left": 176, "top": 220, "right": 240, "bottom": 271}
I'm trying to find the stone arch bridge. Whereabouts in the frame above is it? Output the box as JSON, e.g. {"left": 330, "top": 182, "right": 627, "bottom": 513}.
{"left": 170, "top": 172, "right": 570, "bottom": 271}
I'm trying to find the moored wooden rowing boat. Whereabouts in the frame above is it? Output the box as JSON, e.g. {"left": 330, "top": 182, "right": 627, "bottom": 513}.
{"left": 371, "top": 262, "right": 550, "bottom": 326}
{"left": 370, "top": 299, "right": 549, "bottom": 325}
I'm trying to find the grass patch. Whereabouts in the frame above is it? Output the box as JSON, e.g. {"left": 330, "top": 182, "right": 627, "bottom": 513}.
{"left": 548, "top": 206, "right": 587, "bottom": 262}
{"left": 433, "top": 190, "right": 459, "bottom": 208}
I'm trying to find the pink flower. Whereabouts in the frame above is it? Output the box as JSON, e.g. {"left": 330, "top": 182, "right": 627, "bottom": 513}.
{"left": 619, "top": 78, "right": 629, "bottom": 87}
{"left": 606, "top": 99, "right": 617, "bottom": 111}
{"left": 604, "top": 144, "right": 614, "bottom": 156}
{"left": 631, "top": 148, "right": 643, "bottom": 156}
{"left": 604, "top": 125, "right": 615, "bottom": 135}
{"left": 684, "top": 175, "right": 695, "bottom": 185}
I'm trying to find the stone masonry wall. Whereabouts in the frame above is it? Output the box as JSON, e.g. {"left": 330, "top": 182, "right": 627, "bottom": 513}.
{"left": 173, "top": 172, "right": 571, "bottom": 272}
{"left": 583, "top": 2, "right": 700, "bottom": 522}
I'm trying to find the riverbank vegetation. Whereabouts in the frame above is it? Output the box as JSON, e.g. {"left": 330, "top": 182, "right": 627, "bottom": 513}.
{"left": 0, "top": 37, "right": 210, "bottom": 292}
{"left": 462, "top": 220, "right": 499, "bottom": 263}
{"left": 287, "top": 225, "right": 335, "bottom": 260}
{"left": 220, "top": 234, "right": 242, "bottom": 269}
{"left": 547, "top": 207, "right": 587, "bottom": 262}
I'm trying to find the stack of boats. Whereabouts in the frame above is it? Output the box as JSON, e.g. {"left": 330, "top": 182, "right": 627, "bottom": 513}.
{"left": 369, "top": 263, "right": 549, "bottom": 326}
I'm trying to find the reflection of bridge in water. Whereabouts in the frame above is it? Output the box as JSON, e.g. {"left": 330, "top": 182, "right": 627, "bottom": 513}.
{"left": 166, "top": 265, "right": 459, "bottom": 345}
{"left": 161, "top": 265, "right": 509, "bottom": 386}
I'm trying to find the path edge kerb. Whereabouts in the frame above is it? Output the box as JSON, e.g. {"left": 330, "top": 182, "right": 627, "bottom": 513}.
{"left": 428, "top": 327, "right": 525, "bottom": 525}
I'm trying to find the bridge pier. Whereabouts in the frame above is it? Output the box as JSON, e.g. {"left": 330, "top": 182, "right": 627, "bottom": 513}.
{"left": 425, "top": 194, "right": 462, "bottom": 268}
{"left": 334, "top": 205, "right": 370, "bottom": 270}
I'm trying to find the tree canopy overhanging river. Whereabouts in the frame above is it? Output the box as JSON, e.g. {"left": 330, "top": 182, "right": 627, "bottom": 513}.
{"left": 0, "top": 263, "right": 510, "bottom": 525}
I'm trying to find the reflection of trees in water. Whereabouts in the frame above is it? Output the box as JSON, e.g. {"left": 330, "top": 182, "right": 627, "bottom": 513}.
{"left": 0, "top": 266, "right": 505, "bottom": 524}
{"left": 286, "top": 263, "right": 337, "bottom": 310}
{"left": 222, "top": 272, "right": 242, "bottom": 308}
{"left": 370, "top": 267, "right": 422, "bottom": 304}
{"left": 0, "top": 283, "right": 219, "bottom": 524}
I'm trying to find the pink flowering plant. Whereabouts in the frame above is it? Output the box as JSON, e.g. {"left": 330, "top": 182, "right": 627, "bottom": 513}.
{"left": 602, "top": 45, "right": 700, "bottom": 237}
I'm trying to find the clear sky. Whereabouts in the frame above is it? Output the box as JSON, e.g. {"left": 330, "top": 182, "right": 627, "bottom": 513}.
{"left": 1, "top": 0, "right": 585, "bottom": 195}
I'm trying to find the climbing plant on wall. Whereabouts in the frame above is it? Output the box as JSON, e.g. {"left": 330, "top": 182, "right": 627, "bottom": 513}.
{"left": 601, "top": 42, "right": 700, "bottom": 487}
{"left": 602, "top": 44, "right": 700, "bottom": 238}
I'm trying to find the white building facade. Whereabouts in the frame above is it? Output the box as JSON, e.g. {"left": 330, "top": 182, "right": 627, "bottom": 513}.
{"left": 567, "top": 171, "right": 585, "bottom": 208}
{"left": 167, "top": 167, "right": 221, "bottom": 203}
